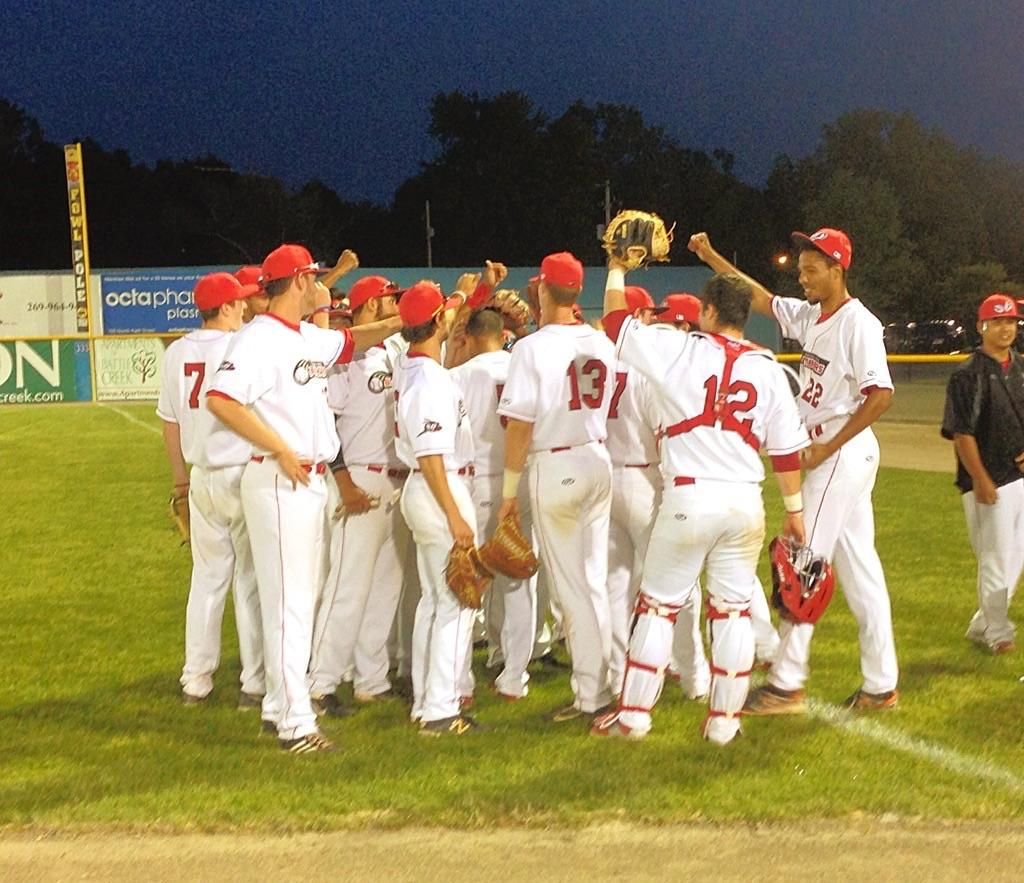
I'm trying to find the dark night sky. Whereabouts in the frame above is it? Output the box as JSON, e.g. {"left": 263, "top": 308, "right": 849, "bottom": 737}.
{"left": 2, "top": 0, "right": 1021, "bottom": 203}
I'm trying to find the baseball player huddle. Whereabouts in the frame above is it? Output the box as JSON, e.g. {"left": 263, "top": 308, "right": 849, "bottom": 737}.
{"left": 156, "top": 223, "right": 1019, "bottom": 754}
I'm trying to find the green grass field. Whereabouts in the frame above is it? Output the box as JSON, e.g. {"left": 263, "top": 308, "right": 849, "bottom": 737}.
{"left": 1, "top": 402, "right": 1021, "bottom": 832}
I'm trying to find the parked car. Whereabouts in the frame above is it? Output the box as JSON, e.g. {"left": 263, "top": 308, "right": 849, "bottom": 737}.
{"left": 883, "top": 320, "right": 970, "bottom": 354}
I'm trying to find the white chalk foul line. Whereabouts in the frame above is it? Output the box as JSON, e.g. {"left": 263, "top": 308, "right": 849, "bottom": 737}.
{"left": 807, "top": 698, "right": 1024, "bottom": 793}
{"left": 100, "top": 403, "right": 161, "bottom": 436}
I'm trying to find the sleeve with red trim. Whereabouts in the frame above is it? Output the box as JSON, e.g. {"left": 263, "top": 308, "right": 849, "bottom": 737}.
{"left": 403, "top": 363, "right": 459, "bottom": 459}
{"left": 207, "top": 326, "right": 275, "bottom": 405}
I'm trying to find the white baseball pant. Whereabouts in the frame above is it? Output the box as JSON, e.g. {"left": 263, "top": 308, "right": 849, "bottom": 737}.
{"left": 608, "top": 464, "right": 661, "bottom": 694}
{"left": 470, "top": 474, "right": 537, "bottom": 698}
{"left": 180, "top": 464, "right": 264, "bottom": 699}
{"left": 770, "top": 427, "right": 899, "bottom": 695}
{"left": 241, "top": 458, "right": 325, "bottom": 741}
{"left": 400, "top": 472, "right": 478, "bottom": 723}
{"left": 962, "top": 478, "right": 1023, "bottom": 648}
{"left": 309, "top": 466, "right": 411, "bottom": 699}
{"left": 529, "top": 441, "right": 614, "bottom": 713}
{"left": 618, "top": 479, "right": 764, "bottom": 744}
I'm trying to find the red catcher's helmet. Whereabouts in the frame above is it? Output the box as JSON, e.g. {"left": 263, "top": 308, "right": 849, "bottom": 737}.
{"left": 769, "top": 536, "right": 835, "bottom": 625}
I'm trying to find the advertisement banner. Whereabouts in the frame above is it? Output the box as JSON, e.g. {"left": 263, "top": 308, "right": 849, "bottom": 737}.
{"left": 0, "top": 339, "right": 92, "bottom": 405}
{"left": 100, "top": 269, "right": 220, "bottom": 334}
{"left": 0, "top": 273, "right": 100, "bottom": 338}
{"left": 93, "top": 336, "right": 166, "bottom": 401}
{"left": 64, "top": 143, "right": 93, "bottom": 334}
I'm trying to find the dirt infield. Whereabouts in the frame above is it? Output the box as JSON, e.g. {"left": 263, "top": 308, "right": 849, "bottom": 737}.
{"left": 3, "top": 822, "right": 1022, "bottom": 881}
{"left": 876, "top": 421, "right": 952, "bottom": 473}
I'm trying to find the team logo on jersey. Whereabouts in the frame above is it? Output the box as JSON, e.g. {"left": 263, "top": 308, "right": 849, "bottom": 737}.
{"left": 293, "top": 359, "right": 330, "bottom": 385}
{"left": 218, "top": 360, "right": 236, "bottom": 372}
{"left": 367, "top": 371, "right": 393, "bottom": 394}
{"left": 800, "top": 351, "right": 829, "bottom": 377}
{"left": 561, "top": 477, "right": 575, "bottom": 486}
{"left": 417, "top": 419, "right": 442, "bottom": 436}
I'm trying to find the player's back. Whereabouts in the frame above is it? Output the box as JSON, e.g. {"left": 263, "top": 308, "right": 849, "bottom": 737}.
{"left": 617, "top": 322, "right": 806, "bottom": 484}
{"left": 328, "top": 338, "right": 399, "bottom": 468}
{"left": 450, "top": 349, "right": 511, "bottom": 477}
{"left": 157, "top": 329, "right": 249, "bottom": 468}
{"left": 499, "top": 323, "right": 615, "bottom": 452}
{"left": 605, "top": 363, "right": 660, "bottom": 467}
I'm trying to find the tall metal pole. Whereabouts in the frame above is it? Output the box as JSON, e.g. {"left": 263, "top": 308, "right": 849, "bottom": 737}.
{"left": 604, "top": 180, "right": 611, "bottom": 226}
{"left": 425, "top": 200, "right": 434, "bottom": 269}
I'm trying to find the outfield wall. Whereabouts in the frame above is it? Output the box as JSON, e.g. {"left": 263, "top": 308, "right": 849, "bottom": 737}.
{"left": 1, "top": 264, "right": 782, "bottom": 405}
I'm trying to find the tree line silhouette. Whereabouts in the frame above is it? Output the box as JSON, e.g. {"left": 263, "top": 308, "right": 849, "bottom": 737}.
{"left": 2, "top": 92, "right": 1022, "bottom": 324}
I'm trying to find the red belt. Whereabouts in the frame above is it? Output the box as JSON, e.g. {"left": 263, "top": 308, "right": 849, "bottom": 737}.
{"left": 364, "top": 464, "right": 410, "bottom": 478}
{"left": 673, "top": 476, "right": 696, "bottom": 486}
{"left": 551, "top": 440, "right": 604, "bottom": 453}
{"left": 413, "top": 465, "right": 475, "bottom": 476}
{"left": 250, "top": 456, "right": 327, "bottom": 475}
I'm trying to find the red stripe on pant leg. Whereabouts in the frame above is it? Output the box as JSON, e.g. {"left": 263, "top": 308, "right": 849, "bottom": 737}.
{"left": 619, "top": 704, "right": 653, "bottom": 713}
{"left": 275, "top": 474, "right": 292, "bottom": 733}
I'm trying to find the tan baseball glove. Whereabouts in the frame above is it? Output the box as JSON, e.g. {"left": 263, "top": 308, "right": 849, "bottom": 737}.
{"left": 445, "top": 545, "right": 492, "bottom": 609}
{"left": 602, "top": 210, "right": 675, "bottom": 270}
{"left": 169, "top": 488, "right": 190, "bottom": 546}
{"left": 478, "top": 514, "right": 540, "bottom": 580}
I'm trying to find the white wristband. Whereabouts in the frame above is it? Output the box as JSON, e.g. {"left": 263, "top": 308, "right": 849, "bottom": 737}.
{"left": 606, "top": 268, "right": 625, "bottom": 292}
{"left": 782, "top": 492, "right": 803, "bottom": 514}
{"left": 502, "top": 469, "right": 522, "bottom": 499}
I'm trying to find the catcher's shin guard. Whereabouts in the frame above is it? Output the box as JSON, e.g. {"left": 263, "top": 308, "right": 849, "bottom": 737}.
{"left": 703, "top": 600, "right": 755, "bottom": 745}
{"left": 617, "top": 593, "right": 681, "bottom": 733}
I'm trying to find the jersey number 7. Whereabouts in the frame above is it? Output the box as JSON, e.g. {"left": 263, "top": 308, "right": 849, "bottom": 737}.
{"left": 184, "top": 362, "right": 205, "bottom": 410}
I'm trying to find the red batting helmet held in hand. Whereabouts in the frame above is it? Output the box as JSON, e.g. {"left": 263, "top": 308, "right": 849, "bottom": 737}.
{"left": 769, "top": 536, "right": 835, "bottom": 625}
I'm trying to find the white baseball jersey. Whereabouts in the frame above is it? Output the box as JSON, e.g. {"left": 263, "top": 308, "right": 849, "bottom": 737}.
{"left": 772, "top": 296, "right": 893, "bottom": 428}
{"left": 156, "top": 329, "right": 251, "bottom": 469}
{"left": 498, "top": 324, "right": 616, "bottom": 451}
{"left": 327, "top": 334, "right": 401, "bottom": 467}
{"left": 449, "top": 349, "right": 511, "bottom": 477}
{"left": 207, "top": 313, "right": 354, "bottom": 463}
{"left": 616, "top": 320, "right": 808, "bottom": 483}
{"left": 605, "top": 363, "right": 660, "bottom": 467}
{"left": 393, "top": 353, "right": 474, "bottom": 472}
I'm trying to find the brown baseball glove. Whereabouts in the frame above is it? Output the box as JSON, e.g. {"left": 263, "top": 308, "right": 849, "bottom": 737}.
{"left": 478, "top": 514, "right": 539, "bottom": 580}
{"left": 445, "top": 545, "right": 492, "bottom": 609}
{"left": 169, "top": 487, "right": 190, "bottom": 546}
{"left": 602, "top": 210, "right": 675, "bottom": 270}
{"left": 491, "top": 289, "right": 532, "bottom": 338}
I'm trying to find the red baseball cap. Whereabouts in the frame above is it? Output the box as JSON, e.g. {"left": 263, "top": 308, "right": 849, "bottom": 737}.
{"left": 791, "top": 228, "right": 852, "bottom": 270}
{"left": 234, "top": 265, "right": 263, "bottom": 289}
{"left": 978, "top": 293, "right": 1021, "bottom": 321}
{"left": 398, "top": 281, "right": 462, "bottom": 327}
{"left": 348, "top": 275, "right": 399, "bottom": 311}
{"left": 539, "top": 252, "right": 584, "bottom": 290}
{"left": 654, "top": 293, "right": 701, "bottom": 324}
{"left": 194, "top": 272, "right": 259, "bottom": 311}
{"left": 260, "top": 244, "right": 324, "bottom": 284}
{"left": 624, "top": 286, "right": 655, "bottom": 312}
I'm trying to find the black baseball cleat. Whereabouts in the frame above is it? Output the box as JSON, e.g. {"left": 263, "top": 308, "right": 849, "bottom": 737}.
{"left": 182, "top": 691, "right": 208, "bottom": 706}
{"left": 260, "top": 719, "right": 277, "bottom": 736}
{"left": 279, "top": 732, "right": 336, "bottom": 754}
{"left": 311, "top": 693, "right": 352, "bottom": 718}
